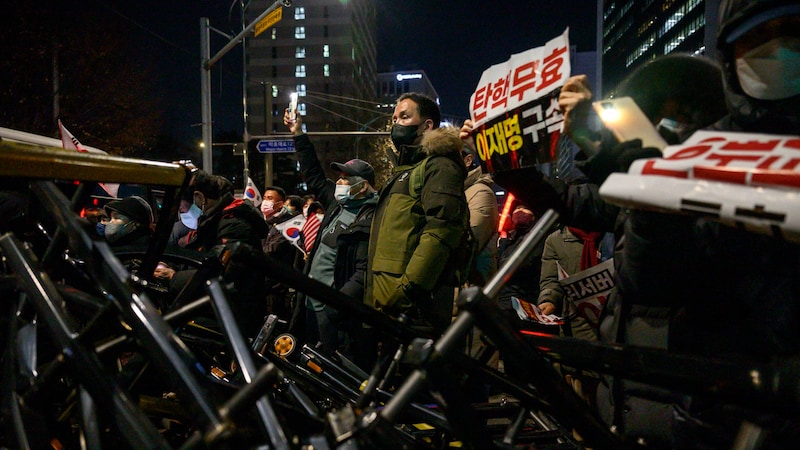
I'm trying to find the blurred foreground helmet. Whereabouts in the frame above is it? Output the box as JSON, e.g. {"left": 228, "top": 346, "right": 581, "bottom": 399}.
{"left": 613, "top": 53, "right": 727, "bottom": 142}
{"left": 717, "top": 0, "right": 800, "bottom": 131}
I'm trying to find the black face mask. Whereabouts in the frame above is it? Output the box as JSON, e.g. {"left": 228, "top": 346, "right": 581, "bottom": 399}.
{"left": 390, "top": 123, "right": 420, "bottom": 150}
{"left": 392, "top": 123, "right": 426, "bottom": 166}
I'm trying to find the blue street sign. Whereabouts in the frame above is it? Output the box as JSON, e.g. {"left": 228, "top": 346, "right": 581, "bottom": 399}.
{"left": 256, "top": 139, "right": 295, "bottom": 153}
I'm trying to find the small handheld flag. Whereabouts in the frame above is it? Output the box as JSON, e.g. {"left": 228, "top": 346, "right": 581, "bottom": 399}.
{"left": 274, "top": 215, "right": 307, "bottom": 253}
{"left": 244, "top": 177, "right": 262, "bottom": 205}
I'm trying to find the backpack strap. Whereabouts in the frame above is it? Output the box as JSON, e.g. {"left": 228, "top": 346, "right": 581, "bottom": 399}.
{"left": 408, "top": 155, "right": 433, "bottom": 200}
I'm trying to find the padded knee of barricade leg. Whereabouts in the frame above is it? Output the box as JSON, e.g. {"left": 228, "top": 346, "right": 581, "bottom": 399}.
{"left": 455, "top": 285, "right": 490, "bottom": 310}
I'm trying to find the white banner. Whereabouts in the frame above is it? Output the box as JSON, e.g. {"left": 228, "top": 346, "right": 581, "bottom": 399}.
{"left": 628, "top": 130, "right": 800, "bottom": 190}
{"left": 557, "top": 258, "right": 615, "bottom": 328}
{"left": 600, "top": 130, "right": 800, "bottom": 242}
{"left": 469, "top": 28, "right": 571, "bottom": 128}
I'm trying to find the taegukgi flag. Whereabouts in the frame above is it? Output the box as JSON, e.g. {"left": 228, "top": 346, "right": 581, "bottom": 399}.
{"left": 274, "top": 215, "right": 306, "bottom": 252}
{"left": 244, "top": 177, "right": 262, "bottom": 205}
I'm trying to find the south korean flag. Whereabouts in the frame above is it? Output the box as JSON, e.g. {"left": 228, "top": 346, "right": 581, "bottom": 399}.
{"left": 244, "top": 177, "right": 262, "bottom": 206}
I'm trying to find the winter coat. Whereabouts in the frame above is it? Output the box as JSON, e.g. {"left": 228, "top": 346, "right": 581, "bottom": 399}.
{"left": 365, "top": 131, "right": 468, "bottom": 331}
{"left": 537, "top": 226, "right": 597, "bottom": 341}
{"left": 293, "top": 133, "right": 378, "bottom": 305}
{"left": 171, "top": 194, "right": 270, "bottom": 336}
{"left": 464, "top": 166, "right": 498, "bottom": 285}
{"left": 181, "top": 194, "right": 269, "bottom": 253}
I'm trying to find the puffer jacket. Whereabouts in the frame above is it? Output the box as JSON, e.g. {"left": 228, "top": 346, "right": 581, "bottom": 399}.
{"left": 365, "top": 128, "right": 468, "bottom": 317}
{"left": 464, "top": 166, "right": 498, "bottom": 285}
{"left": 181, "top": 194, "right": 269, "bottom": 252}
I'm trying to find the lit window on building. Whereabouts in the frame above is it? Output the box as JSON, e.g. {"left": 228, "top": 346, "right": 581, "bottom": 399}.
{"left": 298, "top": 103, "right": 307, "bottom": 116}
{"left": 323, "top": 64, "right": 330, "bottom": 77}
{"left": 295, "top": 27, "right": 305, "bottom": 39}
{"left": 271, "top": 29, "right": 277, "bottom": 40}
{"left": 323, "top": 44, "right": 330, "bottom": 57}
{"left": 272, "top": 85, "right": 278, "bottom": 97}
{"left": 295, "top": 65, "right": 306, "bottom": 78}
{"left": 295, "top": 7, "right": 305, "bottom": 20}
{"left": 664, "top": 13, "right": 705, "bottom": 54}
{"left": 296, "top": 47, "right": 306, "bottom": 58}
{"left": 296, "top": 84, "right": 307, "bottom": 97}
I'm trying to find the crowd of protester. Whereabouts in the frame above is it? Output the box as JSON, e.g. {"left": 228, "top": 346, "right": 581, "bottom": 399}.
{"left": 9, "top": 1, "right": 796, "bottom": 446}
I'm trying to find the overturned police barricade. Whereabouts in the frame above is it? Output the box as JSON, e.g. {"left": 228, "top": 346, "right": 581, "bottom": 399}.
{"left": 0, "top": 130, "right": 798, "bottom": 449}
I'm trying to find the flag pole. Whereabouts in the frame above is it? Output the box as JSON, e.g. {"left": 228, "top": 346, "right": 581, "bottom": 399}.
{"left": 243, "top": 145, "right": 250, "bottom": 192}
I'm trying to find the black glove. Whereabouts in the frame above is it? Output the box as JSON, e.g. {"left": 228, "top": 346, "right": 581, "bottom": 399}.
{"left": 575, "top": 139, "right": 659, "bottom": 185}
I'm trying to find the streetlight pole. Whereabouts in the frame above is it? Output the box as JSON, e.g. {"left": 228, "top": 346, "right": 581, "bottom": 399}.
{"left": 200, "top": 0, "right": 291, "bottom": 174}
{"left": 200, "top": 18, "right": 212, "bottom": 173}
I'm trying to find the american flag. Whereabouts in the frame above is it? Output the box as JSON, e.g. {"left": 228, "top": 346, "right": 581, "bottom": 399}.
{"left": 301, "top": 213, "right": 321, "bottom": 254}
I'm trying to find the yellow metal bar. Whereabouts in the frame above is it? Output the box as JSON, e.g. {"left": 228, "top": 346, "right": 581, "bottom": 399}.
{"left": 0, "top": 140, "right": 190, "bottom": 186}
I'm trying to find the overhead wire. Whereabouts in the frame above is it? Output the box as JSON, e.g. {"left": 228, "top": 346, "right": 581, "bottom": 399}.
{"left": 90, "top": 0, "right": 411, "bottom": 128}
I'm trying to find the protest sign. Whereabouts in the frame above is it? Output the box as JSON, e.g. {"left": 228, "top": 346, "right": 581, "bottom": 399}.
{"left": 469, "top": 28, "right": 571, "bottom": 174}
{"left": 558, "top": 259, "right": 614, "bottom": 328}
{"left": 600, "top": 130, "right": 800, "bottom": 242}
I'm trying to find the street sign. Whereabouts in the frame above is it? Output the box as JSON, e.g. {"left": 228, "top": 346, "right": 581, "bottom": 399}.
{"left": 254, "top": 8, "right": 282, "bottom": 37}
{"left": 256, "top": 138, "right": 295, "bottom": 153}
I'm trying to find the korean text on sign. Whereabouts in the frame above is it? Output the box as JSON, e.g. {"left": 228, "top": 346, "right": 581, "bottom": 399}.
{"left": 469, "top": 28, "right": 571, "bottom": 127}
{"left": 629, "top": 130, "right": 800, "bottom": 190}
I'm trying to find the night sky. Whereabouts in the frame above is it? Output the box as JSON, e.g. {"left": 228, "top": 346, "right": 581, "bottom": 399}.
{"left": 376, "top": 0, "right": 597, "bottom": 119}
{"left": 113, "top": 0, "right": 597, "bottom": 141}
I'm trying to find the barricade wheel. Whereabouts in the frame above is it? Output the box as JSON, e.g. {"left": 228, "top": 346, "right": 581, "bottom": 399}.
{"left": 273, "top": 333, "right": 296, "bottom": 357}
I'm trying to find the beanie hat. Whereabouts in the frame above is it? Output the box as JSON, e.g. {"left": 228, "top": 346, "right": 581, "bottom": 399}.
{"left": 104, "top": 196, "right": 154, "bottom": 227}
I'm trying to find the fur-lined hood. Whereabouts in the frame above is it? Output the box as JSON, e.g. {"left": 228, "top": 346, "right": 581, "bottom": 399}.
{"left": 421, "top": 126, "right": 463, "bottom": 157}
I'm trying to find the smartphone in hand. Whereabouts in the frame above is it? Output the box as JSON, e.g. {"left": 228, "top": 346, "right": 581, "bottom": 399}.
{"left": 288, "top": 92, "right": 298, "bottom": 122}
{"left": 592, "top": 97, "right": 667, "bottom": 152}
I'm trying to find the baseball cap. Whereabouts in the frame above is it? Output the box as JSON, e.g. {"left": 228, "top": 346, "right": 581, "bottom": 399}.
{"left": 330, "top": 159, "right": 375, "bottom": 186}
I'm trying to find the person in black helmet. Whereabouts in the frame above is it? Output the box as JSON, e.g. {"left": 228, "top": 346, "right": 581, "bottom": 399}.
{"left": 100, "top": 195, "right": 154, "bottom": 247}
{"left": 596, "top": 2, "right": 800, "bottom": 448}
{"left": 713, "top": 0, "right": 800, "bottom": 133}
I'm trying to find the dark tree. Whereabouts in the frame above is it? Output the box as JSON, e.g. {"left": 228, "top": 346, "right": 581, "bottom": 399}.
{"left": 0, "top": 0, "right": 162, "bottom": 155}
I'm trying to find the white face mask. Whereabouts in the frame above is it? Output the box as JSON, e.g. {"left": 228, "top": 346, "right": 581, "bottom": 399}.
{"left": 736, "top": 37, "right": 800, "bottom": 100}
{"left": 334, "top": 181, "right": 364, "bottom": 204}
{"left": 334, "top": 184, "right": 351, "bottom": 204}
{"left": 180, "top": 203, "right": 202, "bottom": 230}
{"left": 302, "top": 205, "right": 310, "bottom": 217}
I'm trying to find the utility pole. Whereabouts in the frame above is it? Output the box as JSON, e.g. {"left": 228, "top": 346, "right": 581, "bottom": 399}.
{"left": 264, "top": 82, "right": 274, "bottom": 188}
{"left": 200, "top": 0, "right": 291, "bottom": 174}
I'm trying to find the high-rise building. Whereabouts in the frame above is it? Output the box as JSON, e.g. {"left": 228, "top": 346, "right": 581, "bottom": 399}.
{"left": 377, "top": 70, "right": 439, "bottom": 105}
{"left": 600, "top": 0, "right": 720, "bottom": 96}
{"left": 376, "top": 69, "right": 449, "bottom": 122}
{"left": 244, "top": 0, "right": 377, "bottom": 189}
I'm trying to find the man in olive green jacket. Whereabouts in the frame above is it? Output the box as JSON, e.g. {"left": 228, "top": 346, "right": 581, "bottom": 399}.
{"left": 365, "top": 93, "right": 469, "bottom": 333}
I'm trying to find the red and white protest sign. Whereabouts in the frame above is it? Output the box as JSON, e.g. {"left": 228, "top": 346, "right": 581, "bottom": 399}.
{"left": 600, "top": 130, "right": 800, "bottom": 242}
{"left": 469, "top": 28, "right": 571, "bottom": 174}
{"left": 629, "top": 130, "right": 800, "bottom": 190}
{"left": 557, "top": 259, "right": 614, "bottom": 328}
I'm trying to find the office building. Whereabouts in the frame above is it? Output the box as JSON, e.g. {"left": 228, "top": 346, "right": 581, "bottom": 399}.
{"left": 601, "top": 0, "right": 720, "bottom": 96}
{"left": 244, "top": 0, "right": 377, "bottom": 188}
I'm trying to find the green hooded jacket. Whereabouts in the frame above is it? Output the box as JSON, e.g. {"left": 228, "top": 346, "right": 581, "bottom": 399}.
{"left": 365, "top": 127, "right": 469, "bottom": 315}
